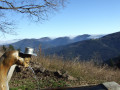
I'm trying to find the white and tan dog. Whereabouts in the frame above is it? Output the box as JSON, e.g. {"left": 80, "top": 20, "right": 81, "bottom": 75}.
{"left": 0, "top": 50, "right": 32, "bottom": 90}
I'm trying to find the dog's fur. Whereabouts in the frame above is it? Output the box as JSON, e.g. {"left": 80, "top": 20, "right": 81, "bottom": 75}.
{"left": 0, "top": 50, "right": 31, "bottom": 90}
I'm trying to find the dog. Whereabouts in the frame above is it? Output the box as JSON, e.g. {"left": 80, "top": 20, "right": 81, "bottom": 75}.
{"left": 0, "top": 47, "right": 36, "bottom": 90}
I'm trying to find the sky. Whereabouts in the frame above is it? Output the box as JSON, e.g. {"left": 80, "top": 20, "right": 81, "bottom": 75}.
{"left": 1, "top": 0, "right": 120, "bottom": 40}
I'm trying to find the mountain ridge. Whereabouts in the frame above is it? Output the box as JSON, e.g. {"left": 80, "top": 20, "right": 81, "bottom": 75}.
{"left": 1, "top": 34, "right": 105, "bottom": 51}
{"left": 44, "top": 32, "right": 120, "bottom": 61}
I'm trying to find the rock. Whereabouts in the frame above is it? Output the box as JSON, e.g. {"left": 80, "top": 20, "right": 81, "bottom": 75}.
{"left": 39, "top": 67, "right": 46, "bottom": 73}
{"left": 57, "top": 70, "right": 62, "bottom": 75}
{"left": 62, "top": 73, "right": 68, "bottom": 78}
{"left": 35, "top": 67, "right": 46, "bottom": 73}
{"left": 55, "top": 70, "right": 68, "bottom": 77}
{"left": 33, "top": 64, "right": 40, "bottom": 69}
{"left": 62, "top": 70, "right": 68, "bottom": 78}
{"left": 54, "top": 70, "right": 63, "bottom": 78}
{"left": 67, "top": 75, "right": 77, "bottom": 81}
{"left": 54, "top": 70, "right": 77, "bottom": 80}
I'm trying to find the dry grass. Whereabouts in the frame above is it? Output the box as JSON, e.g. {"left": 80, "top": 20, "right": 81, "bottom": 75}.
{"left": 1, "top": 49, "right": 120, "bottom": 88}
{"left": 31, "top": 53, "right": 120, "bottom": 86}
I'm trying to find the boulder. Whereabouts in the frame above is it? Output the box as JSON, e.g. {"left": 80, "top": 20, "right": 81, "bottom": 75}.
{"left": 54, "top": 70, "right": 63, "bottom": 78}
{"left": 67, "top": 75, "right": 77, "bottom": 81}
{"left": 54, "top": 70, "right": 77, "bottom": 80}
{"left": 34, "top": 67, "right": 46, "bottom": 73}
{"left": 39, "top": 67, "right": 46, "bottom": 73}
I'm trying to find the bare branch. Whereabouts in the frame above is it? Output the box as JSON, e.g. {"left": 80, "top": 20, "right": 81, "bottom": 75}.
{"left": 0, "top": 0, "right": 67, "bottom": 19}
{"left": 0, "top": 20, "right": 15, "bottom": 34}
{"left": 0, "top": 0, "right": 67, "bottom": 34}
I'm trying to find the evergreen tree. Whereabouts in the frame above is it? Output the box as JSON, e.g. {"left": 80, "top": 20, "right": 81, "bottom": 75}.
{"left": 8, "top": 45, "right": 14, "bottom": 51}
{"left": 2, "top": 45, "right": 7, "bottom": 52}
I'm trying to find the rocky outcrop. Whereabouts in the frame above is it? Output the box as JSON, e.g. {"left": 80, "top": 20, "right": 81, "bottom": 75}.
{"left": 15, "top": 65, "right": 77, "bottom": 81}
{"left": 54, "top": 70, "right": 77, "bottom": 80}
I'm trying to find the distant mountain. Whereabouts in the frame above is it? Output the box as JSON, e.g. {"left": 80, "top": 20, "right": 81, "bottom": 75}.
{"left": 48, "top": 37, "right": 71, "bottom": 47}
{"left": 44, "top": 32, "right": 120, "bottom": 61}
{"left": 88, "top": 34, "right": 105, "bottom": 39}
{"left": 72, "top": 34, "right": 91, "bottom": 42}
{"left": 38, "top": 37, "right": 51, "bottom": 42}
{"left": 47, "top": 34, "right": 104, "bottom": 47}
{"left": 11, "top": 39, "right": 52, "bottom": 51}
{"left": 0, "top": 39, "right": 21, "bottom": 45}
{"left": 1, "top": 34, "right": 104, "bottom": 51}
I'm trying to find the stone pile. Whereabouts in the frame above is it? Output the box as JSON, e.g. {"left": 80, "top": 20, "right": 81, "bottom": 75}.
{"left": 15, "top": 62, "right": 77, "bottom": 81}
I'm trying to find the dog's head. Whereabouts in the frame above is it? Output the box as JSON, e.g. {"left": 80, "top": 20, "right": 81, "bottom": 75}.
{"left": 15, "top": 52, "right": 32, "bottom": 67}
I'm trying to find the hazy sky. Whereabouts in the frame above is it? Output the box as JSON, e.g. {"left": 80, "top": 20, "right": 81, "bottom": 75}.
{"left": 1, "top": 0, "right": 120, "bottom": 40}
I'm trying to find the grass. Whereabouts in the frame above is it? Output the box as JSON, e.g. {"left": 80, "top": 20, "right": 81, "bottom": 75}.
{"left": 31, "top": 53, "right": 120, "bottom": 86}
{"left": 2, "top": 50, "right": 120, "bottom": 89}
{"left": 10, "top": 79, "right": 36, "bottom": 90}
{"left": 39, "top": 79, "right": 68, "bottom": 88}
